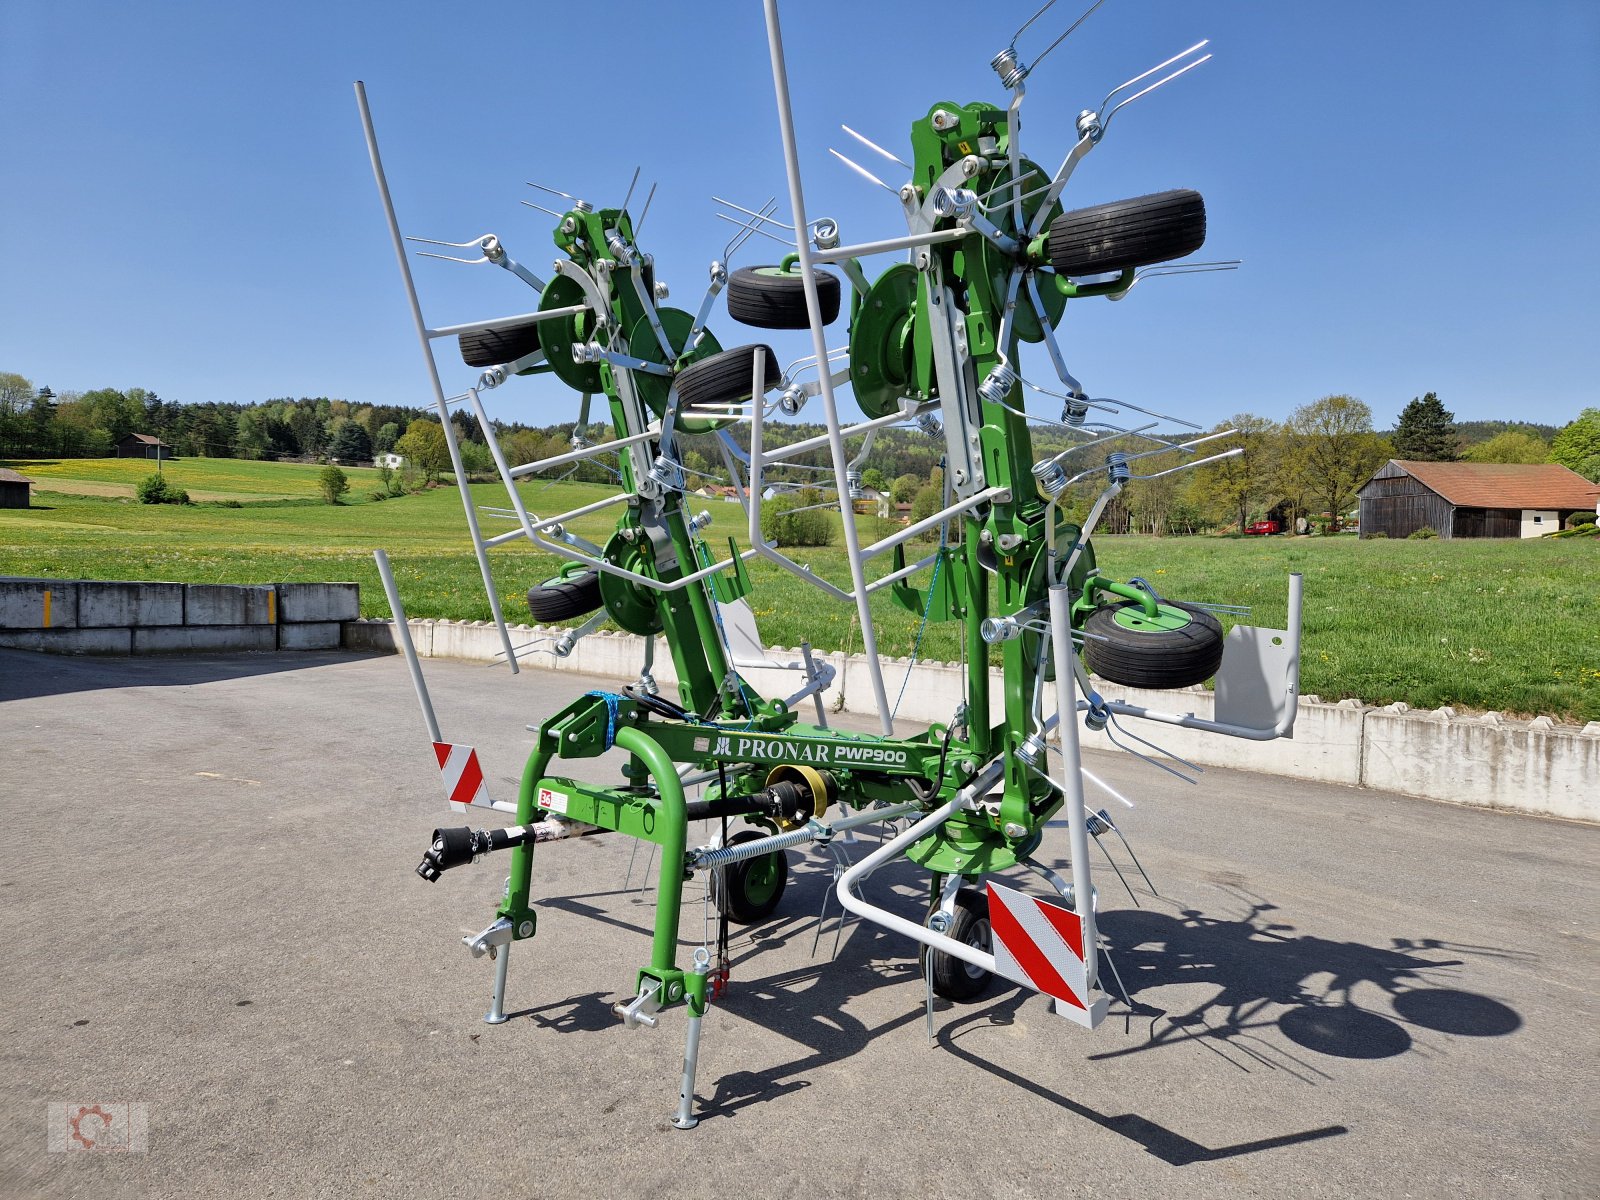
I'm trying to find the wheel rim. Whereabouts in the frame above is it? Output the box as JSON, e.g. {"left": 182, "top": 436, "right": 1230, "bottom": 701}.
{"left": 1109, "top": 602, "right": 1196, "bottom": 633}
{"left": 962, "top": 918, "right": 991, "bottom": 980}
{"left": 743, "top": 855, "right": 781, "bottom": 907}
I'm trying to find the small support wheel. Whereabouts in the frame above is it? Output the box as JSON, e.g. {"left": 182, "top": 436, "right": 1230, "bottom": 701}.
{"left": 674, "top": 345, "right": 782, "bottom": 412}
{"left": 459, "top": 320, "right": 543, "bottom": 368}
{"left": 1047, "top": 189, "right": 1206, "bottom": 277}
{"left": 1082, "top": 599, "right": 1224, "bottom": 690}
{"left": 710, "top": 831, "right": 789, "bottom": 924}
{"left": 524, "top": 569, "right": 603, "bottom": 622}
{"left": 726, "top": 265, "right": 842, "bottom": 329}
{"left": 919, "top": 887, "right": 992, "bottom": 1001}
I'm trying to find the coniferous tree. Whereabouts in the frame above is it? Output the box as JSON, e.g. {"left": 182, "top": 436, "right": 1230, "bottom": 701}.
{"left": 1392, "top": 392, "right": 1459, "bottom": 461}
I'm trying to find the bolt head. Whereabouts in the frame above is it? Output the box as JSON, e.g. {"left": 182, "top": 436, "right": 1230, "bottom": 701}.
{"left": 1003, "top": 822, "right": 1027, "bottom": 840}
{"left": 517, "top": 920, "right": 535, "bottom": 938}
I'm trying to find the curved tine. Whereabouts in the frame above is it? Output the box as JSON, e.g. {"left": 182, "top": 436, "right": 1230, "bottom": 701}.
{"left": 712, "top": 195, "right": 788, "bottom": 229}
{"left": 1114, "top": 428, "right": 1237, "bottom": 467}
{"left": 415, "top": 250, "right": 489, "bottom": 265}
{"left": 1099, "top": 39, "right": 1210, "bottom": 113}
{"left": 1131, "top": 445, "right": 1243, "bottom": 481}
{"left": 1100, "top": 50, "right": 1213, "bottom": 133}
{"left": 634, "top": 181, "right": 658, "bottom": 236}
{"left": 1019, "top": 374, "right": 1119, "bottom": 415}
{"left": 1053, "top": 423, "right": 1161, "bottom": 471}
{"left": 406, "top": 234, "right": 494, "bottom": 249}
{"left": 526, "top": 181, "right": 582, "bottom": 202}
{"left": 1028, "top": 0, "right": 1110, "bottom": 73}
{"left": 715, "top": 212, "right": 795, "bottom": 250}
{"left": 841, "top": 125, "right": 910, "bottom": 170}
{"left": 1102, "top": 717, "right": 1200, "bottom": 785}
{"left": 828, "top": 149, "right": 897, "bottom": 195}
{"left": 1085, "top": 392, "right": 1204, "bottom": 432}
{"left": 1008, "top": 0, "right": 1060, "bottom": 45}
{"left": 976, "top": 168, "right": 1038, "bottom": 204}
{"left": 1109, "top": 713, "right": 1205, "bottom": 777}
{"left": 520, "top": 200, "right": 564, "bottom": 218}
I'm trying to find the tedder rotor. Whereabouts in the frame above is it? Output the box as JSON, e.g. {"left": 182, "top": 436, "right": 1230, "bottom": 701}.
{"left": 357, "top": 0, "right": 1302, "bottom": 1129}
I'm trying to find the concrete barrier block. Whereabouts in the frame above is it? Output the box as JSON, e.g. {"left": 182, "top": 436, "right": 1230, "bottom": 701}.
{"left": 274, "top": 582, "right": 359, "bottom": 623}
{"left": 278, "top": 622, "right": 342, "bottom": 651}
{"left": 80, "top": 581, "right": 184, "bottom": 628}
{"left": 342, "top": 619, "right": 399, "bottom": 653}
{"left": 180, "top": 583, "right": 275, "bottom": 626}
{"left": 132, "top": 625, "right": 276, "bottom": 654}
{"left": 1362, "top": 710, "right": 1600, "bottom": 822}
{"left": 0, "top": 626, "right": 131, "bottom": 654}
{"left": 429, "top": 620, "right": 498, "bottom": 663}
{"left": 0, "top": 578, "right": 78, "bottom": 629}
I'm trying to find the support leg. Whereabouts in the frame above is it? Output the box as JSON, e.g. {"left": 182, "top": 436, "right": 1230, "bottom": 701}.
{"left": 485, "top": 944, "right": 512, "bottom": 1025}
{"left": 672, "top": 950, "right": 713, "bottom": 1130}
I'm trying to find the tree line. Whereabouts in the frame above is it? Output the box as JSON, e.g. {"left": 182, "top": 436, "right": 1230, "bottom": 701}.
{"left": 4, "top": 367, "right": 1593, "bottom": 533}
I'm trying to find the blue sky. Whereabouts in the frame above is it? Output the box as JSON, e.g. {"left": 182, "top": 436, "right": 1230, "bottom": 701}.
{"left": 2, "top": 0, "right": 1596, "bottom": 433}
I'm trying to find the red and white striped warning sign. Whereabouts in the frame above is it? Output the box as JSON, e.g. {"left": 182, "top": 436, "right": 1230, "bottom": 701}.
{"left": 986, "top": 880, "right": 1091, "bottom": 1019}
{"left": 433, "top": 742, "right": 489, "bottom": 811}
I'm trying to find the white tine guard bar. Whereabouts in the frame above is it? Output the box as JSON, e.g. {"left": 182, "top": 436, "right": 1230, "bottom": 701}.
{"left": 374, "top": 548, "right": 442, "bottom": 745}
{"left": 356, "top": 81, "right": 519, "bottom": 672}
{"left": 1048, "top": 581, "right": 1098, "bottom": 992}
{"left": 764, "top": 0, "right": 893, "bottom": 735}
{"left": 835, "top": 759, "right": 1005, "bottom": 976}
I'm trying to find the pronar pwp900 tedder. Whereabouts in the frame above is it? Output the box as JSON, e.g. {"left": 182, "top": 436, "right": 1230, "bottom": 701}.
{"left": 357, "top": 0, "right": 1301, "bottom": 1130}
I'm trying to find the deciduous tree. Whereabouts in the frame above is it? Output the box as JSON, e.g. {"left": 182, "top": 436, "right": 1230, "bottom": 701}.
{"left": 1550, "top": 408, "right": 1600, "bottom": 482}
{"left": 395, "top": 418, "right": 451, "bottom": 482}
{"left": 1284, "top": 395, "right": 1387, "bottom": 532}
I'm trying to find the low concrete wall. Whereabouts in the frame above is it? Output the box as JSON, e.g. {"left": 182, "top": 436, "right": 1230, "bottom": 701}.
{"left": 343, "top": 616, "right": 1600, "bottom": 824}
{"left": 0, "top": 577, "right": 358, "bottom": 655}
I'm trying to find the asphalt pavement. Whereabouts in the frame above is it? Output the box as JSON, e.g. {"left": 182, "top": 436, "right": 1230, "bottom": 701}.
{"left": 1, "top": 648, "right": 1596, "bottom": 1199}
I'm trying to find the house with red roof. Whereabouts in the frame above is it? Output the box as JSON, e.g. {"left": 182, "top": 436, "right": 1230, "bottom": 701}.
{"left": 1357, "top": 460, "right": 1600, "bottom": 539}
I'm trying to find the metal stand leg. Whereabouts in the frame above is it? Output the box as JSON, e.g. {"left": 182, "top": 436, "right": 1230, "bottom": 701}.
{"left": 485, "top": 944, "right": 512, "bottom": 1025}
{"left": 672, "top": 950, "right": 712, "bottom": 1130}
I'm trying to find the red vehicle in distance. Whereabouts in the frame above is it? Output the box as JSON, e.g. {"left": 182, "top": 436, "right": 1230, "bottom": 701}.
{"left": 1243, "top": 519, "right": 1281, "bottom": 535}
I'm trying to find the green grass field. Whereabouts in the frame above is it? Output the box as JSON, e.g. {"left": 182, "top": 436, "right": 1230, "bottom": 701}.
{"left": 3, "top": 458, "right": 1596, "bottom": 721}
{"left": 3, "top": 456, "right": 388, "bottom": 502}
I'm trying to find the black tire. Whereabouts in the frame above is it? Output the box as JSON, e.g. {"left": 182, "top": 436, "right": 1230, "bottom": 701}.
{"left": 920, "top": 888, "right": 992, "bottom": 1001}
{"left": 459, "top": 320, "right": 543, "bottom": 368}
{"left": 675, "top": 345, "right": 782, "bottom": 412}
{"left": 525, "top": 571, "right": 603, "bottom": 622}
{"left": 1082, "top": 599, "right": 1224, "bottom": 690}
{"left": 710, "top": 831, "right": 789, "bottom": 924}
{"left": 726, "top": 266, "right": 842, "bottom": 329}
{"left": 1047, "top": 189, "right": 1206, "bottom": 277}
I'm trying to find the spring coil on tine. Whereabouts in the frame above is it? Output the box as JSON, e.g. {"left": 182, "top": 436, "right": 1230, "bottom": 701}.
{"left": 932, "top": 187, "right": 979, "bottom": 219}
{"left": 1032, "top": 457, "right": 1069, "bottom": 500}
{"left": 1106, "top": 451, "right": 1131, "bottom": 484}
{"left": 978, "top": 361, "right": 1018, "bottom": 404}
{"left": 916, "top": 411, "right": 943, "bottom": 436}
{"left": 991, "top": 47, "right": 1028, "bottom": 89}
{"left": 1062, "top": 394, "right": 1090, "bottom": 427}
{"left": 846, "top": 469, "right": 865, "bottom": 500}
{"left": 980, "top": 615, "right": 1025, "bottom": 644}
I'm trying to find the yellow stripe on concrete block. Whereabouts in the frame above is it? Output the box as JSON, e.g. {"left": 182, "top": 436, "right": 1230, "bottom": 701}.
{"left": 268, "top": 590, "right": 276, "bottom": 624}
{"left": 42, "top": 589, "right": 51, "bottom": 628}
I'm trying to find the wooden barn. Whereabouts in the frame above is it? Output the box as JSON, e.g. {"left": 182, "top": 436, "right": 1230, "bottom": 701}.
{"left": 0, "top": 467, "right": 33, "bottom": 509}
{"left": 114, "top": 433, "right": 172, "bottom": 460}
{"left": 1357, "top": 460, "right": 1600, "bottom": 539}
